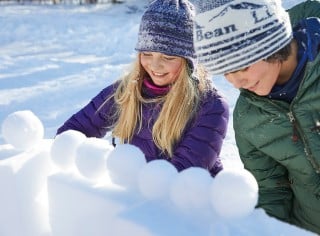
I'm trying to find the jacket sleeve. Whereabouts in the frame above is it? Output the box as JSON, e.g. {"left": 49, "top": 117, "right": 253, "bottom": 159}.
{"left": 169, "top": 92, "right": 229, "bottom": 176}
{"left": 234, "top": 128, "right": 293, "bottom": 223}
{"left": 56, "top": 83, "right": 118, "bottom": 138}
{"left": 288, "top": 0, "right": 320, "bottom": 27}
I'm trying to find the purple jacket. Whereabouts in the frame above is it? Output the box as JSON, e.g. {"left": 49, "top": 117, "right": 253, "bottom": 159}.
{"left": 57, "top": 81, "right": 229, "bottom": 177}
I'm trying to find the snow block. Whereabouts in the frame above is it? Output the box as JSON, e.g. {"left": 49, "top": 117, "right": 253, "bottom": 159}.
{"left": 0, "top": 141, "right": 53, "bottom": 236}
{"left": 47, "top": 173, "right": 153, "bottom": 236}
{"left": 0, "top": 165, "right": 21, "bottom": 236}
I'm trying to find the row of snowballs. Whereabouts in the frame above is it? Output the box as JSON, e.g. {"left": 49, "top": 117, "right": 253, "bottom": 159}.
{"left": 1, "top": 110, "right": 259, "bottom": 220}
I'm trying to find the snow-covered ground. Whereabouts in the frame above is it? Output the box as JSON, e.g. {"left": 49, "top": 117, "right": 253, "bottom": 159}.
{"left": 0, "top": 0, "right": 315, "bottom": 235}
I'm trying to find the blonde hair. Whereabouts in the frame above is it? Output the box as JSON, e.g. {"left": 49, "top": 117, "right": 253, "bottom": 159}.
{"left": 107, "top": 54, "right": 210, "bottom": 157}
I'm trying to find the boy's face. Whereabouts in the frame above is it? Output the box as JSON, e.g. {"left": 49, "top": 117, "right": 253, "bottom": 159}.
{"left": 224, "top": 60, "right": 281, "bottom": 96}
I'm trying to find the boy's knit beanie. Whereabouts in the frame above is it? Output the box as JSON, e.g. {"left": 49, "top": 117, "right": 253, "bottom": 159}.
{"left": 135, "top": 0, "right": 196, "bottom": 72}
{"left": 193, "top": 0, "right": 293, "bottom": 74}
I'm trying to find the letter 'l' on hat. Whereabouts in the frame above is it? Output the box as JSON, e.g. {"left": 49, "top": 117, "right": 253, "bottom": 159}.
{"left": 193, "top": 0, "right": 293, "bottom": 74}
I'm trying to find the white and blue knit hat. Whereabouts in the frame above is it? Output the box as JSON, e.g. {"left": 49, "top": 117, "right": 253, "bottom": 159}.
{"left": 193, "top": 0, "right": 293, "bottom": 74}
{"left": 135, "top": 0, "right": 196, "bottom": 72}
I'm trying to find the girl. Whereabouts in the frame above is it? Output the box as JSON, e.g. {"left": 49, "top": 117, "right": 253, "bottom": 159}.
{"left": 57, "top": 0, "right": 229, "bottom": 177}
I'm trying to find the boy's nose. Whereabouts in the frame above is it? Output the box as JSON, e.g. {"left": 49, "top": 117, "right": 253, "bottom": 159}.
{"left": 225, "top": 74, "right": 246, "bottom": 89}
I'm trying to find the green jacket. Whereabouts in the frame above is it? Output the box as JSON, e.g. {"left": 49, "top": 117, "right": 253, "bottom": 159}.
{"left": 233, "top": 0, "right": 320, "bottom": 234}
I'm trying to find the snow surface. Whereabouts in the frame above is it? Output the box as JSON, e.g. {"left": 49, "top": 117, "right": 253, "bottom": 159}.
{"left": 0, "top": 0, "right": 315, "bottom": 235}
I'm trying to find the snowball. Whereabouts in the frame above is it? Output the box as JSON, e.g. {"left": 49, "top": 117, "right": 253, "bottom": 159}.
{"left": 170, "top": 167, "right": 212, "bottom": 211}
{"left": 138, "top": 159, "right": 178, "bottom": 201}
{"left": 75, "top": 137, "right": 113, "bottom": 180}
{"left": 1, "top": 110, "right": 44, "bottom": 151}
{"left": 210, "top": 168, "right": 258, "bottom": 220}
{"left": 106, "top": 143, "right": 146, "bottom": 189}
{"left": 50, "top": 130, "right": 86, "bottom": 170}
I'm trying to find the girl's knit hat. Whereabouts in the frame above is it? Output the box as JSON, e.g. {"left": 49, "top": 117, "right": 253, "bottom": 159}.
{"left": 193, "top": 0, "right": 293, "bottom": 74}
{"left": 135, "top": 0, "right": 196, "bottom": 72}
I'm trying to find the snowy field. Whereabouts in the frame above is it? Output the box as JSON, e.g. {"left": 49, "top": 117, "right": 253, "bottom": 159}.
{"left": 0, "top": 0, "right": 315, "bottom": 235}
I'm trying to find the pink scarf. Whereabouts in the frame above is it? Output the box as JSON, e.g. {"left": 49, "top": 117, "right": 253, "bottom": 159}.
{"left": 142, "top": 78, "right": 171, "bottom": 96}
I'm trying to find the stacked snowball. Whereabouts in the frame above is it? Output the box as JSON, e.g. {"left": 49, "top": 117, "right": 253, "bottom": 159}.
{"left": 51, "top": 128, "right": 259, "bottom": 221}
{"left": 2, "top": 110, "right": 259, "bottom": 221}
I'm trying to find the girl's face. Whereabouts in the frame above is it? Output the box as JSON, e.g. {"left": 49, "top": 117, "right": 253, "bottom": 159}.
{"left": 224, "top": 60, "right": 281, "bottom": 96}
{"left": 140, "top": 52, "right": 183, "bottom": 86}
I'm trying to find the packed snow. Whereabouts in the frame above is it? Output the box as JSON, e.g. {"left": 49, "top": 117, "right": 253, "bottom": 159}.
{"left": 0, "top": 0, "right": 315, "bottom": 235}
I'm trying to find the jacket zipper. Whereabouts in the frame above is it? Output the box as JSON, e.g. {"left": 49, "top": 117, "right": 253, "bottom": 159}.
{"left": 287, "top": 111, "right": 299, "bottom": 142}
{"left": 287, "top": 111, "right": 320, "bottom": 173}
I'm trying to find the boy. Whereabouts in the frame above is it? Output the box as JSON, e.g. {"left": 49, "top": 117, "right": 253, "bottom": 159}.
{"left": 193, "top": 0, "right": 320, "bottom": 234}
